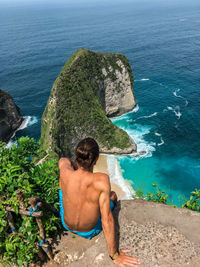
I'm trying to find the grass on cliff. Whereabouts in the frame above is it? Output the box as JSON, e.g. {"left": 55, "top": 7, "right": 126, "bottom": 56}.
{"left": 134, "top": 184, "right": 200, "bottom": 211}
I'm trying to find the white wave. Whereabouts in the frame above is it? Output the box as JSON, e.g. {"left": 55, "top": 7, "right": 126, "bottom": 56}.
{"left": 111, "top": 105, "right": 139, "bottom": 122}
{"left": 140, "top": 78, "right": 149, "bottom": 81}
{"left": 167, "top": 106, "right": 182, "bottom": 119}
{"left": 107, "top": 155, "right": 134, "bottom": 200}
{"left": 157, "top": 137, "right": 164, "bottom": 146}
{"left": 123, "top": 125, "right": 156, "bottom": 159}
{"left": 6, "top": 116, "right": 38, "bottom": 148}
{"left": 132, "top": 104, "right": 139, "bottom": 113}
{"left": 173, "top": 89, "right": 188, "bottom": 106}
{"left": 18, "top": 116, "right": 31, "bottom": 130}
{"left": 6, "top": 140, "right": 17, "bottom": 149}
{"left": 135, "top": 78, "right": 150, "bottom": 82}
{"left": 154, "top": 132, "right": 164, "bottom": 146}
{"left": 129, "top": 112, "right": 158, "bottom": 122}
{"left": 27, "top": 116, "right": 38, "bottom": 126}
{"left": 155, "top": 132, "right": 161, "bottom": 137}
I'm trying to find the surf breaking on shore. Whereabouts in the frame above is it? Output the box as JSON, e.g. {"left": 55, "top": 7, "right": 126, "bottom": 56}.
{"left": 6, "top": 116, "right": 38, "bottom": 148}
{"left": 107, "top": 155, "right": 135, "bottom": 199}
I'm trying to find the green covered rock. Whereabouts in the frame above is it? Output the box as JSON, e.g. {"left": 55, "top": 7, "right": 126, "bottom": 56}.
{"left": 41, "top": 49, "right": 136, "bottom": 158}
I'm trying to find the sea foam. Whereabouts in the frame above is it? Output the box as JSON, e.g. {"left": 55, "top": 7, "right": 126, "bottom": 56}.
{"left": 167, "top": 106, "right": 182, "bottom": 119}
{"left": 111, "top": 105, "right": 139, "bottom": 122}
{"left": 107, "top": 155, "right": 134, "bottom": 200}
{"left": 157, "top": 137, "right": 164, "bottom": 146}
{"left": 129, "top": 112, "right": 158, "bottom": 122}
{"left": 135, "top": 78, "right": 150, "bottom": 82}
{"left": 173, "top": 89, "right": 188, "bottom": 106}
{"left": 6, "top": 116, "right": 38, "bottom": 148}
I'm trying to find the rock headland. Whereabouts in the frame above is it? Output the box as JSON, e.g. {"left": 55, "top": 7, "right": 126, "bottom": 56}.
{"left": 41, "top": 49, "right": 137, "bottom": 158}
{"left": 0, "top": 89, "right": 23, "bottom": 142}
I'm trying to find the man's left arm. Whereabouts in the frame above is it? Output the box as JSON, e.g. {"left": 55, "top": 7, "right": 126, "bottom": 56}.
{"left": 59, "top": 158, "right": 77, "bottom": 170}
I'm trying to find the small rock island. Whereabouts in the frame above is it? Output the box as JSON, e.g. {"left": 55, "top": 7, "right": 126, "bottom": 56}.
{"left": 41, "top": 49, "right": 137, "bottom": 158}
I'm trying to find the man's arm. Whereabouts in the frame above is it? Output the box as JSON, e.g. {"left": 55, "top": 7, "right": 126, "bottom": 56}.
{"left": 59, "top": 158, "right": 77, "bottom": 188}
{"left": 59, "top": 158, "right": 73, "bottom": 170}
{"left": 99, "top": 175, "right": 117, "bottom": 256}
{"left": 99, "top": 175, "right": 140, "bottom": 266}
{"left": 59, "top": 157, "right": 78, "bottom": 170}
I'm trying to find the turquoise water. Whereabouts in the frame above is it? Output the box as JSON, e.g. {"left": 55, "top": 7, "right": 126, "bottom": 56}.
{"left": 0, "top": 0, "right": 200, "bottom": 205}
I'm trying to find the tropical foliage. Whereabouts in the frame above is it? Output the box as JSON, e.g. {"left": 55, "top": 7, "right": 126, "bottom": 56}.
{"left": 0, "top": 137, "right": 60, "bottom": 266}
{"left": 135, "top": 183, "right": 200, "bottom": 211}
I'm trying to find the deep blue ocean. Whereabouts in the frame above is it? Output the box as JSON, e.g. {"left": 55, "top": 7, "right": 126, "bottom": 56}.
{"left": 1, "top": 0, "right": 200, "bottom": 205}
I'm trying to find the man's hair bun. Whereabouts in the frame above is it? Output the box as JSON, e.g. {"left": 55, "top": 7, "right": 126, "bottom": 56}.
{"left": 75, "top": 138, "right": 99, "bottom": 170}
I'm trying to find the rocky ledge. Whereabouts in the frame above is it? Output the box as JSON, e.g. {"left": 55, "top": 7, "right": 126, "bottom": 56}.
{"left": 46, "top": 199, "right": 200, "bottom": 267}
{"left": 40, "top": 49, "right": 137, "bottom": 158}
{"left": 0, "top": 89, "right": 23, "bottom": 142}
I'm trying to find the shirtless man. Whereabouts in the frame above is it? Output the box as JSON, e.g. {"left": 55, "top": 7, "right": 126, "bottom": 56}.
{"left": 59, "top": 138, "right": 140, "bottom": 266}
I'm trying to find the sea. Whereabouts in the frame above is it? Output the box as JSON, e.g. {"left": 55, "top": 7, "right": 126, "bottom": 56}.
{"left": 1, "top": 0, "right": 200, "bottom": 205}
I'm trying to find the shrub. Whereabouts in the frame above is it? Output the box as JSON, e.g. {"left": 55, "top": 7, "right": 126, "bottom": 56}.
{"left": 136, "top": 183, "right": 200, "bottom": 212}
{"left": 0, "top": 137, "right": 61, "bottom": 266}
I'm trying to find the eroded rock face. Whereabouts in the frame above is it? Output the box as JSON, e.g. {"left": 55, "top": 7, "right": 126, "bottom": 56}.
{"left": 41, "top": 49, "right": 137, "bottom": 158}
{"left": 101, "top": 59, "right": 136, "bottom": 117}
{"left": 0, "top": 89, "right": 23, "bottom": 142}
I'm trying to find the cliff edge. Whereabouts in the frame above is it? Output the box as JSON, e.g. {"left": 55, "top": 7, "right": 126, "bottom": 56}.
{"left": 46, "top": 200, "right": 200, "bottom": 267}
{"left": 40, "top": 49, "right": 136, "bottom": 158}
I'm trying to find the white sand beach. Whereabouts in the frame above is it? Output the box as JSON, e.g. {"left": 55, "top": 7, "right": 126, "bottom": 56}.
{"left": 94, "top": 154, "right": 126, "bottom": 199}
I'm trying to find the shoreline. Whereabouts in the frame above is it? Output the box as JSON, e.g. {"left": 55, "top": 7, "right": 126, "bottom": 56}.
{"left": 94, "top": 154, "right": 134, "bottom": 200}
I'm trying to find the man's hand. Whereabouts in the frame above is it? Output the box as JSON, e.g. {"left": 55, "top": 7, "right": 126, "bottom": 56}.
{"left": 113, "top": 249, "right": 140, "bottom": 267}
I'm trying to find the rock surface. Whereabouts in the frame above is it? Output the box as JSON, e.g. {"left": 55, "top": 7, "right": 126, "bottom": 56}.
{"left": 0, "top": 89, "right": 23, "bottom": 142}
{"left": 100, "top": 59, "right": 136, "bottom": 117}
{"left": 40, "top": 49, "right": 136, "bottom": 158}
{"left": 46, "top": 199, "right": 200, "bottom": 267}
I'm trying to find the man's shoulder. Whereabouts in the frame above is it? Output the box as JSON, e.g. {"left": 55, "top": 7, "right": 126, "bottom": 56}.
{"left": 93, "top": 172, "right": 110, "bottom": 190}
{"left": 93, "top": 172, "right": 109, "bottom": 180}
{"left": 59, "top": 158, "right": 74, "bottom": 172}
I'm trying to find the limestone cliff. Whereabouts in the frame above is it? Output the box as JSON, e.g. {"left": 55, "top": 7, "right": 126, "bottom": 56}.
{"left": 41, "top": 49, "right": 137, "bottom": 158}
{"left": 0, "top": 89, "right": 23, "bottom": 142}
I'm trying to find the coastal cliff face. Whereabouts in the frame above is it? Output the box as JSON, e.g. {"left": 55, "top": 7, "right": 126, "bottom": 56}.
{"left": 41, "top": 49, "right": 136, "bottom": 158}
{"left": 96, "top": 57, "right": 136, "bottom": 117}
{"left": 0, "top": 89, "right": 23, "bottom": 142}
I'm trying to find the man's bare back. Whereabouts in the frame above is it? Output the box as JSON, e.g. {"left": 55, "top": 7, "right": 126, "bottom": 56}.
{"left": 59, "top": 160, "right": 109, "bottom": 232}
{"left": 59, "top": 138, "right": 140, "bottom": 266}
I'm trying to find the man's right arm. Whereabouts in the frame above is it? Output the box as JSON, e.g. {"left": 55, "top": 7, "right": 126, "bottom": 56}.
{"left": 99, "top": 175, "right": 140, "bottom": 266}
{"left": 99, "top": 175, "right": 117, "bottom": 257}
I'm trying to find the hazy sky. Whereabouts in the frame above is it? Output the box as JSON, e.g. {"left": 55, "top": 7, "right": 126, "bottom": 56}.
{"left": 0, "top": 0, "right": 199, "bottom": 9}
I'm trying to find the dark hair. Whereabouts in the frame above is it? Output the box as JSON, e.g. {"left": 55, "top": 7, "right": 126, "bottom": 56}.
{"left": 75, "top": 138, "right": 99, "bottom": 170}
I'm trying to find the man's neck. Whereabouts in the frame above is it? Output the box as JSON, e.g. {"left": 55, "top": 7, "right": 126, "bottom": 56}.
{"left": 78, "top": 165, "right": 94, "bottom": 173}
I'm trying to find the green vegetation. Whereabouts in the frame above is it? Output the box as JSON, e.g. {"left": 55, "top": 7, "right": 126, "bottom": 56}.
{"left": 41, "top": 49, "right": 135, "bottom": 158}
{"left": 135, "top": 184, "right": 200, "bottom": 211}
{"left": 1, "top": 137, "right": 199, "bottom": 266}
{"left": 0, "top": 137, "right": 60, "bottom": 266}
